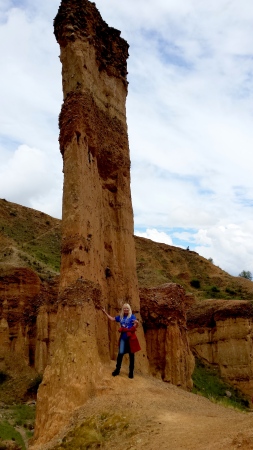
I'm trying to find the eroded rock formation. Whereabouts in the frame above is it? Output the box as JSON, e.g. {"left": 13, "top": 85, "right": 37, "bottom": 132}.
{"left": 55, "top": 0, "right": 148, "bottom": 359}
{"left": 140, "top": 283, "right": 195, "bottom": 390}
{"left": 0, "top": 266, "right": 58, "bottom": 373}
{"left": 33, "top": 0, "right": 148, "bottom": 444}
{"left": 187, "top": 299, "right": 253, "bottom": 401}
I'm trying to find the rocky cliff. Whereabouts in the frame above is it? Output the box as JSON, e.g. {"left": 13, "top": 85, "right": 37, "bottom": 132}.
{"left": 0, "top": 266, "right": 58, "bottom": 373}
{"left": 187, "top": 299, "right": 253, "bottom": 401}
{"left": 140, "top": 283, "right": 195, "bottom": 390}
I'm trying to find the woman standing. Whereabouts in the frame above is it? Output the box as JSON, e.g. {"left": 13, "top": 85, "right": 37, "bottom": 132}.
{"left": 102, "top": 303, "right": 141, "bottom": 378}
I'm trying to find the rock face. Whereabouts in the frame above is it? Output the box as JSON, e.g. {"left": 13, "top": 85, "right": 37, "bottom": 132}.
{"left": 0, "top": 266, "right": 58, "bottom": 373}
{"left": 33, "top": 0, "right": 148, "bottom": 445}
{"left": 140, "top": 283, "right": 195, "bottom": 390}
{"left": 187, "top": 299, "right": 253, "bottom": 400}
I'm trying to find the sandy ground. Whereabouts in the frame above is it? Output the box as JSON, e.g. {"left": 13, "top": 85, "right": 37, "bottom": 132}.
{"left": 39, "top": 361, "right": 253, "bottom": 450}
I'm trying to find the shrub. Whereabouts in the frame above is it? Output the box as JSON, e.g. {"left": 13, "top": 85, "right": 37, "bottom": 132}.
{"left": 211, "top": 286, "right": 220, "bottom": 293}
{"left": 53, "top": 412, "right": 131, "bottom": 450}
{"left": 190, "top": 279, "right": 200, "bottom": 289}
{"left": 225, "top": 287, "right": 236, "bottom": 296}
{"left": 239, "top": 270, "right": 252, "bottom": 281}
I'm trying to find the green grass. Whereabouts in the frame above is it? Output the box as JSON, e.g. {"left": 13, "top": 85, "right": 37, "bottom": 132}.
{"left": 53, "top": 412, "right": 130, "bottom": 450}
{"left": 0, "top": 404, "right": 36, "bottom": 449}
{"left": 192, "top": 358, "right": 249, "bottom": 411}
{"left": 0, "top": 420, "right": 25, "bottom": 449}
{"left": 0, "top": 201, "right": 61, "bottom": 276}
{"left": 11, "top": 404, "right": 36, "bottom": 428}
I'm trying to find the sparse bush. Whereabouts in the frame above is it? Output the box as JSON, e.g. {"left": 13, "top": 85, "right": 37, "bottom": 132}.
{"left": 208, "top": 257, "right": 213, "bottom": 263}
{"left": 190, "top": 279, "right": 200, "bottom": 289}
{"left": 211, "top": 286, "right": 220, "bottom": 293}
{"left": 239, "top": 270, "right": 252, "bottom": 281}
{"left": 53, "top": 412, "right": 131, "bottom": 450}
{"left": 225, "top": 287, "right": 236, "bottom": 296}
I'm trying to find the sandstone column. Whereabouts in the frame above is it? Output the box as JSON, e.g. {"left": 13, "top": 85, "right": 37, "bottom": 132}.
{"left": 55, "top": 0, "right": 147, "bottom": 358}
{"left": 33, "top": 0, "right": 147, "bottom": 444}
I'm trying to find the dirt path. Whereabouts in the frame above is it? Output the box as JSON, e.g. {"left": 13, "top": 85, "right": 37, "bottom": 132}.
{"left": 38, "top": 362, "right": 253, "bottom": 450}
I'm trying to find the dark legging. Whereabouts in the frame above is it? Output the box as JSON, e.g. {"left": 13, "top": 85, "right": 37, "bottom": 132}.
{"left": 112, "top": 338, "right": 135, "bottom": 378}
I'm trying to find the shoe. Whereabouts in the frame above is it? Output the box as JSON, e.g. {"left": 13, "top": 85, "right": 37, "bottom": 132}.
{"left": 128, "top": 372, "right": 134, "bottom": 379}
{"left": 112, "top": 369, "right": 120, "bottom": 377}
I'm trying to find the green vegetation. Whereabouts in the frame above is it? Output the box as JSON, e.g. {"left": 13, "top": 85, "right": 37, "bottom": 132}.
{"left": 0, "top": 404, "right": 36, "bottom": 449}
{"left": 239, "top": 270, "right": 252, "bottom": 281}
{"left": 11, "top": 404, "right": 36, "bottom": 428}
{"left": 0, "top": 420, "right": 25, "bottom": 449}
{"left": 190, "top": 279, "right": 200, "bottom": 289}
{"left": 192, "top": 358, "right": 249, "bottom": 411}
{"left": 0, "top": 199, "right": 61, "bottom": 277}
{"left": 53, "top": 412, "right": 131, "bottom": 450}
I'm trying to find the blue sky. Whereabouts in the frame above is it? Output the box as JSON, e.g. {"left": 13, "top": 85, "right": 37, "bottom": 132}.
{"left": 1, "top": 0, "right": 253, "bottom": 276}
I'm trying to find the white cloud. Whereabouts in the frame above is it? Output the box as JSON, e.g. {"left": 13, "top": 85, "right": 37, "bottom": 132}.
{"left": 0, "top": 144, "right": 62, "bottom": 218}
{"left": 1, "top": 0, "right": 253, "bottom": 276}
{"left": 194, "top": 222, "right": 253, "bottom": 276}
{"left": 136, "top": 223, "right": 253, "bottom": 276}
{"left": 135, "top": 228, "right": 173, "bottom": 246}
{"left": 0, "top": 2, "right": 63, "bottom": 217}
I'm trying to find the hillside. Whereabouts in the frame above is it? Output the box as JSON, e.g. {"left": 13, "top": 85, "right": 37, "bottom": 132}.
{"left": 1, "top": 198, "right": 252, "bottom": 301}
{"left": 0, "top": 198, "right": 61, "bottom": 279}
{"left": 1, "top": 198, "right": 253, "bottom": 449}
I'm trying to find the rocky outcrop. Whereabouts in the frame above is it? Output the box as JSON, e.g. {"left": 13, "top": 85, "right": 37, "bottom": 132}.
{"left": 187, "top": 299, "right": 253, "bottom": 400}
{"left": 55, "top": 0, "right": 148, "bottom": 360}
{"left": 0, "top": 268, "right": 195, "bottom": 397}
{"left": 33, "top": 1, "right": 148, "bottom": 445}
{"left": 0, "top": 267, "right": 40, "bottom": 364}
{"left": 140, "top": 283, "right": 195, "bottom": 390}
{"left": 0, "top": 266, "right": 58, "bottom": 373}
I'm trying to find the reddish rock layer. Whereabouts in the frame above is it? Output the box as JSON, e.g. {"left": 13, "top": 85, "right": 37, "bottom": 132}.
{"left": 0, "top": 267, "right": 58, "bottom": 372}
{"left": 140, "top": 283, "right": 195, "bottom": 389}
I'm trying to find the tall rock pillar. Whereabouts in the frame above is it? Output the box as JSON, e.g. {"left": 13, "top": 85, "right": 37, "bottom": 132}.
{"left": 33, "top": 0, "right": 148, "bottom": 444}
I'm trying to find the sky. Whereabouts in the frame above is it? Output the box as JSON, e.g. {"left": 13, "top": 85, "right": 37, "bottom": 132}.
{"left": 1, "top": 0, "right": 253, "bottom": 277}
